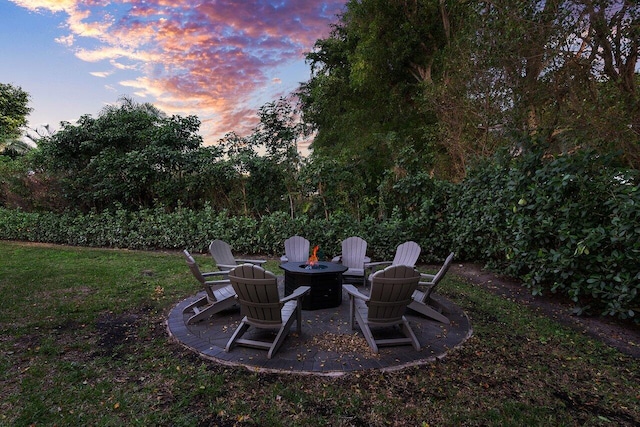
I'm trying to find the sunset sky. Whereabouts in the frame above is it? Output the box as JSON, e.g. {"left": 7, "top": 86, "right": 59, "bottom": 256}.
{"left": 0, "top": 0, "right": 346, "bottom": 145}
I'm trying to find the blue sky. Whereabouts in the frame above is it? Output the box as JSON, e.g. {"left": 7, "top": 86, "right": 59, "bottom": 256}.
{"left": 0, "top": 0, "right": 345, "bottom": 144}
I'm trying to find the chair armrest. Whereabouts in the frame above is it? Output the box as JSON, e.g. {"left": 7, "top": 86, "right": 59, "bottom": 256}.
{"left": 418, "top": 273, "right": 436, "bottom": 287}
{"left": 364, "top": 261, "right": 391, "bottom": 268}
{"left": 202, "top": 270, "right": 230, "bottom": 278}
{"left": 364, "top": 261, "right": 389, "bottom": 282}
{"left": 236, "top": 259, "right": 267, "bottom": 265}
{"left": 342, "top": 284, "right": 369, "bottom": 301}
{"left": 216, "top": 263, "right": 237, "bottom": 270}
{"left": 281, "top": 285, "right": 311, "bottom": 303}
{"left": 203, "top": 279, "right": 232, "bottom": 286}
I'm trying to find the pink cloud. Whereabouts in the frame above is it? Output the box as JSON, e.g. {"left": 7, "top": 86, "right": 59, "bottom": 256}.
{"left": 10, "top": 0, "right": 345, "bottom": 143}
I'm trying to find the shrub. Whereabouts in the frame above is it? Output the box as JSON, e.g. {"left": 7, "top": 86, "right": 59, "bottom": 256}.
{"left": 1, "top": 151, "right": 638, "bottom": 321}
{"left": 447, "top": 154, "right": 512, "bottom": 264}
{"left": 504, "top": 151, "right": 640, "bottom": 318}
{"left": 454, "top": 149, "right": 640, "bottom": 320}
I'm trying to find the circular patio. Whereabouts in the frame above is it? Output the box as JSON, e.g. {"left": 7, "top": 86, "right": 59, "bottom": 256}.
{"left": 167, "top": 277, "right": 472, "bottom": 376}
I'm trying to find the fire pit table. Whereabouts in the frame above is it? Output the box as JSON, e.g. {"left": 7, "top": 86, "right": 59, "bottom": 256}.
{"left": 280, "top": 261, "right": 348, "bottom": 310}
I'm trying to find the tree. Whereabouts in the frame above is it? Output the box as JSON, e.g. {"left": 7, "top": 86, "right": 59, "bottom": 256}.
{"left": 463, "top": 0, "right": 639, "bottom": 166}
{"left": 0, "top": 83, "right": 32, "bottom": 153}
{"left": 573, "top": 0, "right": 639, "bottom": 167}
{"left": 298, "top": 0, "right": 472, "bottom": 198}
{"left": 33, "top": 96, "right": 216, "bottom": 212}
{"left": 298, "top": 155, "right": 369, "bottom": 220}
{"left": 251, "top": 97, "right": 305, "bottom": 218}
{"left": 300, "top": 0, "right": 640, "bottom": 187}
{"left": 218, "top": 98, "right": 305, "bottom": 218}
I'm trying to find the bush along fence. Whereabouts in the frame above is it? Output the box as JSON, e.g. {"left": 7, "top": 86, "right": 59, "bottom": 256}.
{"left": 1, "top": 150, "right": 638, "bottom": 321}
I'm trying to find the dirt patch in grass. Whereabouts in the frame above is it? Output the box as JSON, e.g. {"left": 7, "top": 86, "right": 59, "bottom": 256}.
{"left": 450, "top": 262, "right": 640, "bottom": 358}
{"left": 94, "top": 312, "right": 141, "bottom": 358}
{"left": 93, "top": 306, "right": 162, "bottom": 358}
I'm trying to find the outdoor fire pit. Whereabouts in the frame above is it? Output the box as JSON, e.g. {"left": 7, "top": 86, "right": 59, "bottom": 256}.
{"left": 280, "top": 261, "right": 348, "bottom": 310}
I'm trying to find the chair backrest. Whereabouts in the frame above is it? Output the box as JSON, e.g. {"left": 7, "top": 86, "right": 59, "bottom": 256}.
{"left": 341, "top": 236, "right": 368, "bottom": 269}
{"left": 283, "top": 236, "right": 310, "bottom": 263}
{"left": 229, "top": 264, "right": 283, "bottom": 326}
{"left": 368, "top": 265, "right": 420, "bottom": 324}
{"left": 391, "top": 241, "right": 421, "bottom": 267}
{"left": 183, "top": 250, "right": 216, "bottom": 300}
{"left": 184, "top": 250, "right": 205, "bottom": 284}
{"left": 423, "top": 252, "right": 455, "bottom": 299}
{"left": 209, "top": 239, "right": 237, "bottom": 267}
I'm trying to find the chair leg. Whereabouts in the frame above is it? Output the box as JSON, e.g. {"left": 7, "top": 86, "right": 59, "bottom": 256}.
{"left": 183, "top": 295, "right": 207, "bottom": 314}
{"left": 268, "top": 313, "right": 297, "bottom": 359}
{"left": 347, "top": 296, "right": 356, "bottom": 330}
{"left": 407, "top": 300, "right": 450, "bottom": 324}
{"left": 401, "top": 317, "right": 421, "bottom": 351}
{"left": 295, "top": 302, "right": 302, "bottom": 334}
{"left": 186, "top": 297, "right": 236, "bottom": 325}
{"left": 363, "top": 333, "right": 378, "bottom": 353}
{"left": 358, "top": 318, "right": 379, "bottom": 353}
{"left": 225, "top": 318, "right": 250, "bottom": 352}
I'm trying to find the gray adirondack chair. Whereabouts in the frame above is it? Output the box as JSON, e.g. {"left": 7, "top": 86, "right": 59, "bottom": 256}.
{"left": 209, "top": 239, "right": 266, "bottom": 270}
{"left": 365, "top": 241, "right": 421, "bottom": 286}
{"left": 331, "top": 236, "right": 369, "bottom": 286}
{"left": 280, "top": 235, "right": 310, "bottom": 263}
{"left": 407, "top": 252, "right": 455, "bottom": 324}
{"left": 225, "top": 264, "right": 310, "bottom": 359}
{"left": 182, "top": 250, "right": 237, "bottom": 324}
{"left": 343, "top": 265, "right": 421, "bottom": 353}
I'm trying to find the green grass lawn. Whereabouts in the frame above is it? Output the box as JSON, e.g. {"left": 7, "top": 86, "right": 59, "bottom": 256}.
{"left": 1, "top": 241, "right": 638, "bottom": 426}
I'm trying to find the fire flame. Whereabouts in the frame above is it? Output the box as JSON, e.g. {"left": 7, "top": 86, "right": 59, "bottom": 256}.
{"left": 308, "top": 245, "right": 319, "bottom": 266}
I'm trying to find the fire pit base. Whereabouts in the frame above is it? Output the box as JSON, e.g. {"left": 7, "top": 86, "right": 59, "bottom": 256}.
{"left": 280, "top": 262, "right": 348, "bottom": 310}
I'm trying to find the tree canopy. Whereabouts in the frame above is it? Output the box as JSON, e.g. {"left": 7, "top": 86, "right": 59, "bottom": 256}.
{"left": 1, "top": 0, "right": 638, "bottom": 219}
{"left": 33, "top": 97, "right": 220, "bottom": 212}
{"left": 300, "top": 0, "right": 640, "bottom": 182}
{"left": 0, "top": 83, "right": 32, "bottom": 154}
{"left": 298, "top": 0, "right": 459, "bottom": 198}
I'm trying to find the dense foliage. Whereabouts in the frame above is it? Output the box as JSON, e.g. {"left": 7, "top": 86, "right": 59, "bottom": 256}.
{"left": 2, "top": 148, "right": 638, "bottom": 320}
{"left": 449, "top": 147, "right": 640, "bottom": 319}
{"left": 30, "top": 97, "right": 227, "bottom": 212}
{"left": 0, "top": 205, "right": 439, "bottom": 261}
{"left": 0, "top": 83, "right": 32, "bottom": 157}
{"left": 301, "top": 0, "right": 640, "bottom": 181}
{"left": 0, "top": 1, "right": 638, "bottom": 320}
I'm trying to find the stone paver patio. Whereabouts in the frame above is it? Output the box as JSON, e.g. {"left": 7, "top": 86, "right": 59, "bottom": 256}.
{"left": 167, "top": 277, "right": 472, "bottom": 376}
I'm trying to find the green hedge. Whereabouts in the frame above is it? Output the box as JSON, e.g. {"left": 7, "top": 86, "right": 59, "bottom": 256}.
{"left": 0, "top": 205, "right": 446, "bottom": 261}
{"left": 449, "top": 149, "right": 639, "bottom": 320}
{"left": 1, "top": 150, "right": 638, "bottom": 320}
{"left": 505, "top": 151, "right": 639, "bottom": 319}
